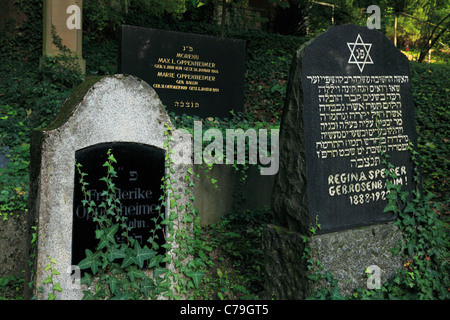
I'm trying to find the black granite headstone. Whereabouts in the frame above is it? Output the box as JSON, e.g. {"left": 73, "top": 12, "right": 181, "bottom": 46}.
{"left": 272, "top": 24, "right": 418, "bottom": 234}
{"left": 118, "top": 25, "right": 246, "bottom": 118}
{"left": 72, "top": 142, "right": 165, "bottom": 266}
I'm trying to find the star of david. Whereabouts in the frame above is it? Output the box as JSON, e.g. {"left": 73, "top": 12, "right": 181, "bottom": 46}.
{"left": 347, "top": 34, "right": 373, "bottom": 72}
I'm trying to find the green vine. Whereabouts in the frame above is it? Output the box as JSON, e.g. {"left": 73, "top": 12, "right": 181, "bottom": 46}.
{"left": 374, "top": 113, "right": 449, "bottom": 300}
{"left": 71, "top": 120, "right": 210, "bottom": 299}
{"left": 376, "top": 141, "right": 449, "bottom": 299}
{"left": 302, "top": 112, "right": 449, "bottom": 300}
{"left": 38, "top": 256, "right": 62, "bottom": 300}
{"left": 75, "top": 149, "right": 173, "bottom": 299}
{"left": 301, "top": 218, "right": 345, "bottom": 300}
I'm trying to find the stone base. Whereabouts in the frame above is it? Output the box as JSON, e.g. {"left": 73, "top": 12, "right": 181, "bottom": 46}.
{"left": 262, "top": 222, "right": 403, "bottom": 299}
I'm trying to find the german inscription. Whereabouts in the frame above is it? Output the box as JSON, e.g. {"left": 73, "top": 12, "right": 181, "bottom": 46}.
{"left": 153, "top": 45, "right": 220, "bottom": 97}
{"left": 72, "top": 142, "right": 165, "bottom": 266}
{"left": 119, "top": 25, "right": 245, "bottom": 118}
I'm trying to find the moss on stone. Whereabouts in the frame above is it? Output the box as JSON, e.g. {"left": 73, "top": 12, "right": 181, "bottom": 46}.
{"left": 42, "top": 75, "right": 106, "bottom": 131}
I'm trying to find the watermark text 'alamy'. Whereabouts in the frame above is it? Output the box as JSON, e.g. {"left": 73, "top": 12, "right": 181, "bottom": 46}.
{"left": 171, "top": 121, "right": 279, "bottom": 176}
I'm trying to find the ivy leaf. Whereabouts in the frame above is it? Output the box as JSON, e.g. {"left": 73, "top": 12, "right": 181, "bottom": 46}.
{"left": 95, "top": 229, "right": 104, "bottom": 239}
{"left": 127, "top": 266, "right": 146, "bottom": 281}
{"left": 121, "top": 248, "right": 135, "bottom": 269}
{"left": 383, "top": 202, "right": 398, "bottom": 213}
{"left": 43, "top": 275, "right": 53, "bottom": 284}
{"left": 107, "top": 246, "right": 126, "bottom": 262}
{"left": 147, "top": 254, "right": 163, "bottom": 269}
{"left": 140, "top": 278, "right": 156, "bottom": 298}
{"left": 108, "top": 153, "right": 117, "bottom": 163}
{"left": 388, "top": 245, "right": 400, "bottom": 256}
{"left": 403, "top": 214, "right": 415, "bottom": 226}
{"left": 96, "top": 235, "right": 109, "bottom": 251}
{"left": 105, "top": 224, "right": 119, "bottom": 244}
{"left": 52, "top": 282, "right": 63, "bottom": 292}
{"left": 153, "top": 268, "right": 168, "bottom": 282}
{"left": 399, "top": 191, "right": 409, "bottom": 203}
{"left": 78, "top": 249, "right": 101, "bottom": 274}
{"left": 406, "top": 242, "right": 415, "bottom": 256}
{"left": 329, "top": 288, "right": 346, "bottom": 300}
{"left": 108, "top": 276, "right": 121, "bottom": 295}
{"left": 80, "top": 273, "right": 93, "bottom": 286}
{"left": 186, "top": 270, "right": 204, "bottom": 289}
{"left": 134, "top": 242, "right": 157, "bottom": 268}
{"left": 307, "top": 274, "right": 319, "bottom": 281}
{"left": 403, "top": 202, "right": 416, "bottom": 213}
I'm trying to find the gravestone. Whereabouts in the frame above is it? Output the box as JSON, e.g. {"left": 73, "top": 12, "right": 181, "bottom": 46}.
{"left": 272, "top": 24, "right": 418, "bottom": 234}
{"left": 25, "top": 75, "right": 192, "bottom": 300}
{"left": 119, "top": 25, "right": 246, "bottom": 118}
{"left": 42, "top": 0, "right": 85, "bottom": 74}
{"left": 265, "top": 24, "right": 414, "bottom": 298}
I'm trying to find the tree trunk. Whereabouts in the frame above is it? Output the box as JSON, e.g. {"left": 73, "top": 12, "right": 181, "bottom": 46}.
{"left": 394, "top": 13, "right": 398, "bottom": 47}
{"left": 417, "top": 13, "right": 450, "bottom": 62}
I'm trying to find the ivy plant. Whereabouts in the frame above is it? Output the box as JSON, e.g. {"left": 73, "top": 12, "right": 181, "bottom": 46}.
{"left": 75, "top": 149, "right": 170, "bottom": 299}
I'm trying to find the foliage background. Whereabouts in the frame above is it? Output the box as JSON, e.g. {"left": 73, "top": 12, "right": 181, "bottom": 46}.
{"left": 0, "top": 0, "right": 448, "bottom": 299}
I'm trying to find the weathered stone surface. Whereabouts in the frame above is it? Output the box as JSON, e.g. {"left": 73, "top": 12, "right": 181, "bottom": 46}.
{"left": 263, "top": 222, "right": 403, "bottom": 299}
{"left": 193, "top": 164, "right": 275, "bottom": 225}
{"left": 270, "top": 39, "right": 311, "bottom": 234}
{"left": 43, "top": 0, "right": 85, "bottom": 73}
{"left": 308, "top": 222, "right": 403, "bottom": 296}
{"left": 0, "top": 214, "right": 27, "bottom": 277}
{"left": 262, "top": 224, "right": 309, "bottom": 300}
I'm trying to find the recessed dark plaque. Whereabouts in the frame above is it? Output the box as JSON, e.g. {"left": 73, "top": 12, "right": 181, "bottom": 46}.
{"left": 118, "top": 25, "right": 246, "bottom": 118}
{"left": 72, "top": 142, "right": 165, "bottom": 266}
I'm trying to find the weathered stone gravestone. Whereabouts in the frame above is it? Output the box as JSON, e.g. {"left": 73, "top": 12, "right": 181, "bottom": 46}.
{"left": 25, "top": 75, "right": 192, "bottom": 299}
{"left": 43, "top": 0, "right": 85, "bottom": 74}
{"left": 264, "top": 24, "right": 417, "bottom": 298}
{"left": 119, "top": 25, "right": 246, "bottom": 118}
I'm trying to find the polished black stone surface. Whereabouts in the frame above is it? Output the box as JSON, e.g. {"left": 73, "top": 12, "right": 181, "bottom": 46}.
{"left": 72, "top": 142, "right": 165, "bottom": 266}
{"left": 119, "top": 25, "right": 245, "bottom": 119}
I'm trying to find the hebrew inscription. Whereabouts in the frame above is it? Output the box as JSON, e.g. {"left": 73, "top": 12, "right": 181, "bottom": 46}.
{"left": 306, "top": 74, "right": 412, "bottom": 207}
{"left": 294, "top": 24, "right": 419, "bottom": 232}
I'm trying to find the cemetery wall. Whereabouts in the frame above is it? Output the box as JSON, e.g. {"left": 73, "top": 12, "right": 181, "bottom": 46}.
{"left": 193, "top": 165, "right": 274, "bottom": 225}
